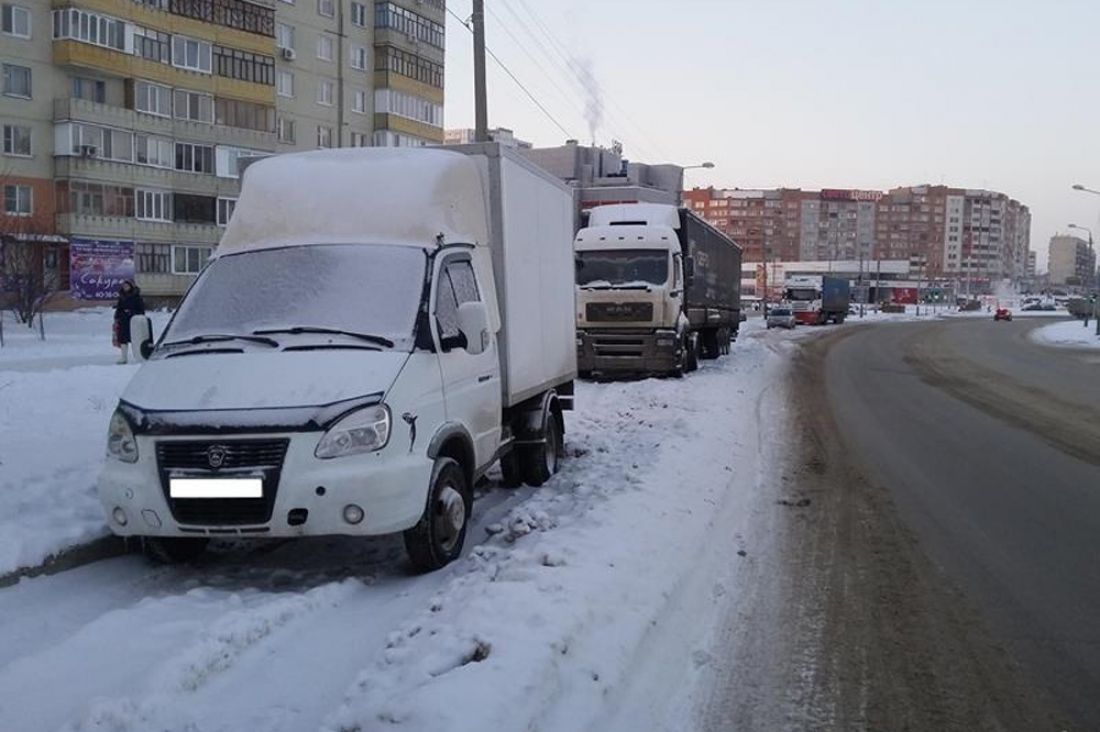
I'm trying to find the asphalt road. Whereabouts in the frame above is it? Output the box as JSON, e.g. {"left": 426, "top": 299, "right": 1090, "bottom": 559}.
{"left": 825, "top": 317, "right": 1100, "bottom": 728}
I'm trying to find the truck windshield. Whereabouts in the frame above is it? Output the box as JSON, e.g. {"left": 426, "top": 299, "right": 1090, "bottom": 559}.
{"left": 576, "top": 250, "right": 668, "bottom": 287}
{"left": 162, "top": 243, "right": 425, "bottom": 351}
{"left": 786, "top": 288, "right": 820, "bottom": 301}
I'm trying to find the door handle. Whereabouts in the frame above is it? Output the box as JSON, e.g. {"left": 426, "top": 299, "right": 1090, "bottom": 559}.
{"left": 478, "top": 374, "right": 493, "bottom": 383}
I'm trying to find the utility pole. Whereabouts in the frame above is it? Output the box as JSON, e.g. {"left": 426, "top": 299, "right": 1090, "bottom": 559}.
{"left": 472, "top": 0, "right": 489, "bottom": 142}
{"left": 875, "top": 257, "right": 881, "bottom": 312}
{"left": 762, "top": 246, "right": 769, "bottom": 318}
{"left": 858, "top": 248, "right": 865, "bottom": 318}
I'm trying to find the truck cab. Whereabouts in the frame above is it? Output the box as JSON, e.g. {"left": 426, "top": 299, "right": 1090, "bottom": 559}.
{"left": 575, "top": 215, "right": 690, "bottom": 376}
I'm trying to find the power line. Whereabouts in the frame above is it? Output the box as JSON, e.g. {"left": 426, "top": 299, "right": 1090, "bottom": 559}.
{"left": 447, "top": 6, "right": 575, "bottom": 140}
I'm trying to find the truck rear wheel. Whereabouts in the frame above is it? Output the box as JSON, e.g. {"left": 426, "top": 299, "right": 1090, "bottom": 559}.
{"left": 685, "top": 334, "right": 700, "bottom": 372}
{"left": 142, "top": 537, "right": 209, "bottom": 564}
{"left": 521, "top": 411, "right": 562, "bottom": 487}
{"left": 404, "top": 457, "right": 471, "bottom": 572}
{"left": 499, "top": 449, "right": 523, "bottom": 488}
{"left": 700, "top": 329, "right": 720, "bottom": 360}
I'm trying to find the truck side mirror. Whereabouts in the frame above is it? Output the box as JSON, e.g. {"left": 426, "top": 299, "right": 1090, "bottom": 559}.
{"left": 129, "top": 315, "right": 153, "bottom": 362}
{"left": 457, "top": 301, "right": 490, "bottom": 355}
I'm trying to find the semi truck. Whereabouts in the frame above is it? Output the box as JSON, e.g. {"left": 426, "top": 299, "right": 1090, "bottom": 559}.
{"left": 574, "top": 203, "right": 741, "bottom": 377}
{"left": 98, "top": 143, "right": 577, "bottom": 571}
{"left": 784, "top": 275, "right": 851, "bottom": 325}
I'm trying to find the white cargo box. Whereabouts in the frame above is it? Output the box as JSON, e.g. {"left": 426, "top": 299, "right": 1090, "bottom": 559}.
{"left": 451, "top": 143, "right": 577, "bottom": 407}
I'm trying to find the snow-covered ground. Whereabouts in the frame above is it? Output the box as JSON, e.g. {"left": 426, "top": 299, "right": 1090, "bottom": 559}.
{"left": 1029, "top": 319, "right": 1100, "bottom": 350}
{"left": 0, "top": 310, "right": 796, "bottom": 731}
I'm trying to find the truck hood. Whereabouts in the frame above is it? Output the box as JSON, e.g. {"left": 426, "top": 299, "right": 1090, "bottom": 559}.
{"left": 121, "top": 350, "right": 410, "bottom": 411}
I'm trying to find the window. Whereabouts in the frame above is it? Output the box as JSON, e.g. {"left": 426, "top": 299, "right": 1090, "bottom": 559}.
{"left": 60, "top": 123, "right": 132, "bottom": 162}
{"left": 173, "top": 89, "right": 214, "bottom": 123}
{"left": 276, "top": 22, "right": 294, "bottom": 50}
{"left": 136, "top": 242, "right": 171, "bottom": 274}
{"left": 166, "top": 0, "right": 274, "bottom": 37}
{"left": 216, "top": 146, "right": 264, "bottom": 178}
{"left": 213, "top": 46, "right": 275, "bottom": 85}
{"left": 175, "top": 142, "right": 215, "bottom": 173}
{"left": 352, "top": 89, "right": 366, "bottom": 113}
{"left": 64, "top": 181, "right": 133, "bottom": 216}
{"left": 72, "top": 77, "right": 106, "bottom": 103}
{"left": 2, "top": 125, "right": 31, "bottom": 156}
{"left": 172, "top": 35, "right": 213, "bottom": 73}
{"left": 276, "top": 70, "right": 294, "bottom": 97}
{"left": 375, "top": 45, "right": 443, "bottom": 88}
{"left": 2, "top": 4, "right": 30, "bottom": 38}
{"left": 215, "top": 98, "right": 275, "bottom": 132}
{"left": 375, "top": 2, "right": 445, "bottom": 50}
{"left": 276, "top": 116, "right": 295, "bottom": 143}
{"left": 52, "top": 8, "right": 126, "bottom": 51}
{"left": 173, "top": 194, "right": 216, "bottom": 224}
{"left": 3, "top": 63, "right": 30, "bottom": 98}
{"left": 317, "top": 125, "right": 333, "bottom": 148}
{"left": 3, "top": 184, "right": 31, "bottom": 215}
{"left": 135, "top": 134, "right": 173, "bottom": 168}
{"left": 350, "top": 46, "right": 368, "bottom": 70}
{"left": 317, "top": 80, "right": 333, "bottom": 106}
{"left": 134, "top": 81, "right": 172, "bottom": 117}
{"left": 217, "top": 197, "right": 237, "bottom": 226}
{"left": 350, "top": 131, "right": 368, "bottom": 147}
{"left": 132, "top": 26, "right": 170, "bottom": 63}
{"left": 317, "top": 34, "right": 334, "bottom": 61}
{"left": 172, "top": 245, "right": 213, "bottom": 275}
{"left": 350, "top": 1, "right": 367, "bottom": 26}
{"left": 317, "top": 0, "right": 334, "bottom": 17}
{"left": 136, "top": 189, "right": 172, "bottom": 222}
{"left": 434, "top": 259, "right": 480, "bottom": 342}
{"left": 374, "top": 88, "right": 442, "bottom": 126}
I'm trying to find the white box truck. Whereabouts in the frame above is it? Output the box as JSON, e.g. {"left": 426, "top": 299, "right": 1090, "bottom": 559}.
{"left": 98, "top": 143, "right": 577, "bottom": 571}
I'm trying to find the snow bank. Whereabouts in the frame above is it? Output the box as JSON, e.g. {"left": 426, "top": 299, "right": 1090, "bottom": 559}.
{"left": 323, "top": 337, "right": 786, "bottom": 732}
{"left": 1029, "top": 319, "right": 1100, "bottom": 350}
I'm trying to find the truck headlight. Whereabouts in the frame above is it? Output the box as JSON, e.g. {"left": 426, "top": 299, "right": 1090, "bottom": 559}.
{"left": 315, "top": 404, "right": 391, "bottom": 459}
{"left": 107, "top": 409, "right": 138, "bottom": 463}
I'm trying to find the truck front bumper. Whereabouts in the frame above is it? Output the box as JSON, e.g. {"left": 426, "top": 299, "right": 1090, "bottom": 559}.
{"left": 576, "top": 329, "right": 681, "bottom": 375}
{"left": 97, "top": 432, "right": 433, "bottom": 539}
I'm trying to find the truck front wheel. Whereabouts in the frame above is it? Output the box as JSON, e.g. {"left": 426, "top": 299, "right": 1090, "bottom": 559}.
{"left": 404, "top": 457, "right": 471, "bottom": 572}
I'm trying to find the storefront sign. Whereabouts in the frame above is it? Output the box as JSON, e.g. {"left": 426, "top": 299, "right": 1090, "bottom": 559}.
{"left": 70, "top": 238, "right": 135, "bottom": 300}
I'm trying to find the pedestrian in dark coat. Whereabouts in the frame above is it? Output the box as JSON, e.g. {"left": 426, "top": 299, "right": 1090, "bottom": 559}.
{"left": 113, "top": 280, "right": 145, "bottom": 364}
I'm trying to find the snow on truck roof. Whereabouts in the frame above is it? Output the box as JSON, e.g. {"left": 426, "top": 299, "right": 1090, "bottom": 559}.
{"left": 574, "top": 224, "right": 677, "bottom": 251}
{"left": 587, "top": 203, "right": 681, "bottom": 229}
{"left": 217, "top": 147, "right": 490, "bottom": 256}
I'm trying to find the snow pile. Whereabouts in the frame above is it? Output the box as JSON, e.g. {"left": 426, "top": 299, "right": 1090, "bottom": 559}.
{"left": 323, "top": 338, "right": 785, "bottom": 732}
{"left": 1029, "top": 319, "right": 1100, "bottom": 350}
{"left": 0, "top": 308, "right": 172, "bottom": 370}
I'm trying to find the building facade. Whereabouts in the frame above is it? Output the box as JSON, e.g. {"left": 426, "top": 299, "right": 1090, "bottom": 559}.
{"left": 1047, "top": 234, "right": 1096, "bottom": 286}
{"left": 0, "top": 0, "right": 444, "bottom": 302}
{"left": 444, "top": 126, "right": 531, "bottom": 149}
{"left": 684, "top": 185, "right": 1031, "bottom": 287}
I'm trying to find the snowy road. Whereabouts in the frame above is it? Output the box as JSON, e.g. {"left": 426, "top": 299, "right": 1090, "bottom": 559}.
{"left": 0, "top": 323, "right": 797, "bottom": 732}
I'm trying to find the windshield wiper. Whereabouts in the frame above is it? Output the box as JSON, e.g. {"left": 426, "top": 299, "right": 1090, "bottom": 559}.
{"left": 162, "top": 334, "right": 279, "bottom": 349}
{"left": 253, "top": 327, "right": 395, "bottom": 349}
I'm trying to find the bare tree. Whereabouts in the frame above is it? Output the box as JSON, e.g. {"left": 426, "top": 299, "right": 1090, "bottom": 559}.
{"left": 1, "top": 167, "right": 57, "bottom": 328}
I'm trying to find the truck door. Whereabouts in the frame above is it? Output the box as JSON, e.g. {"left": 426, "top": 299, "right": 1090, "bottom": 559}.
{"left": 431, "top": 253, "right": 502, "bottom": 471}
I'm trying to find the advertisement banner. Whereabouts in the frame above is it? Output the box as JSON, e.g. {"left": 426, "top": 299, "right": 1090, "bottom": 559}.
{"left": 69, "top": 238, "right": 135, "bottom": 301}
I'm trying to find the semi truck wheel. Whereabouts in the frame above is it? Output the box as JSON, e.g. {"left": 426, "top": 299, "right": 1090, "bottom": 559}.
{"left": 700, "top": 329, "right": 719, "bottom": 360}
{"left": 142, "top": 537, "right": 209, "bottom": 564}
{"left": 686, "top": 334, "right": 700, "bottom": 372}
{"left": 404, "top": 457, "right": 471, "bottom": 572}
{"left": 521, "top": 411, "right": 562, "bottom": 487}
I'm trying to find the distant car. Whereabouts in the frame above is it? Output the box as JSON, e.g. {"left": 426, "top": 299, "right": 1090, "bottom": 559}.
{"left": 766, "top": 306, "right": 797, "bottom": 329}
{"left": 994, "top": 307, "right": 1013, "bottom": 321}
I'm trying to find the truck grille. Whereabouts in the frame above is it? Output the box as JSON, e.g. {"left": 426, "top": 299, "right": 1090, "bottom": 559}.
{"left": 156, "top": 439, "right": 290, "bottom": 526}
{"left": 585, "top": 302, "right": 653, "bottom": 322}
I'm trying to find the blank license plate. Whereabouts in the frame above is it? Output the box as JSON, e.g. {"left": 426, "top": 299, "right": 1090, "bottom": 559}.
{"left": 169, "top": 478, "right": 263, "bottom": 499}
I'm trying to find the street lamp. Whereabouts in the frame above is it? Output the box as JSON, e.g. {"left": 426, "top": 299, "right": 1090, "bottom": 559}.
{"left": 683, "top": 162, "right": 715, "bottom": 170}
{"left": 1068, "top": 224, "right": 1099, "bottom": 334}
{"left": 1072, "top": 183, "right": 1100, "bottom": 196}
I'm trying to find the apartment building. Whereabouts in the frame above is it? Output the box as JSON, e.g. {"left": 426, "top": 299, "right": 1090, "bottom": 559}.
{"left": 1048, "top": 234, "right": 1096, "bottom": 286}
{"left": 684, "top": 185, "right": 1031, "bottom": 285}
{"left": 0, "top": 0, "right": 445, "bottom": 302}
{"left": 445, "top": 126, "right": 531, "bottom": 149}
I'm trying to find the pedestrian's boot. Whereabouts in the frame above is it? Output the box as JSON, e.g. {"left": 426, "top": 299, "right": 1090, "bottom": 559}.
{"left": 117, "top": 346, "right": 128, "bottom": 364}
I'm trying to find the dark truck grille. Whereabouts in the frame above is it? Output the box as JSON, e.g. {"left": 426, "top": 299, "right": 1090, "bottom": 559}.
{"left": 156, "top": 439, "right": 290, "bottom": 526}
{"left": 585, "top": 302, "right": 654, "bottom": 322}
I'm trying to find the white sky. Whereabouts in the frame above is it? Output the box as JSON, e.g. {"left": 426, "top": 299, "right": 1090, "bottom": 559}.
{"left": 443, "top": 0, "right": 1100, "bottom": 271}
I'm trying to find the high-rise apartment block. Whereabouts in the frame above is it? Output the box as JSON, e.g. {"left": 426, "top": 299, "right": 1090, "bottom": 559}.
{"left": 683, "top": 185, "right": 1031, "bottom": 283}
{"left": 0, "top": 0, "right": 444, "bottom": 301}
{"left": 1047, "top": 234, "right": 1096, "bottom": 286}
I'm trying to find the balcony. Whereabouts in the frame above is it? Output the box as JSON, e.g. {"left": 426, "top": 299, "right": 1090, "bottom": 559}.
{"left": 56, "top": 212, "right": 222, "bottom": 245}
{"left": 53, "top": 97, "right": 276, "bottom": 150}
{"left": 53, "top": 157, "right": 242, "bottom": 199}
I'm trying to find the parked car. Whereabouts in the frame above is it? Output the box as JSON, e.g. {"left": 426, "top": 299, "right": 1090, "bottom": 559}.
{"left": 994, "top": 307, "right": 1013, "bottom": 321}
{"left": 766, "top": 306, "right": 797, "bottom": 329}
